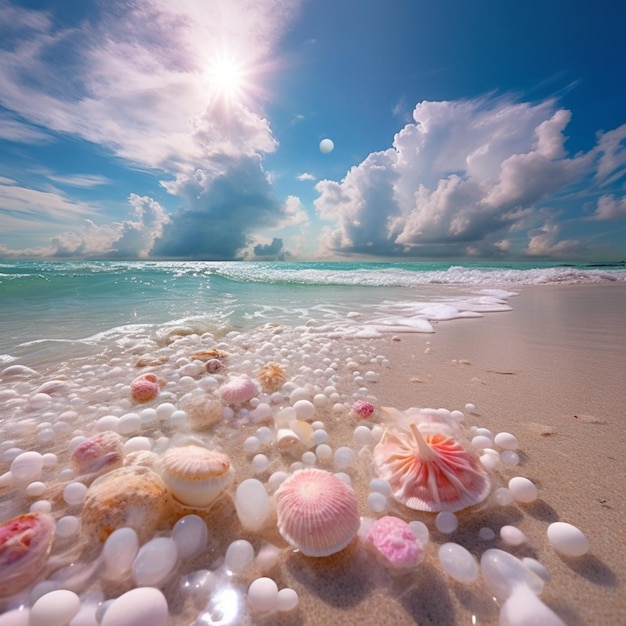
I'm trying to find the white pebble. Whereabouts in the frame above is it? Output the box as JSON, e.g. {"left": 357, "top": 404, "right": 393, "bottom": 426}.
{"left": 26, "top": 481, "right": 46, "bottom": 497}
{"left": 255, "top": 426, "right": 273, "bottom": 444}
{"left": 500, "top": 525, "right": 527, "bottom": 546}
{"left": 132, "top": 537, "right": 178, "bottom": 586}
{"left": 312, "top": 429, "right": 328, "bottom": 445}
{"left": 100, "top": 587, "right": 168, "bottom": 626}
{"left": 435, "top": 511, "right": 458, "bottom": 534}
{"left": 366, "top": 492, "right": 387, "bottom": 513}
{"left": 235, "top": 479, "right": 270, "bottom": 532}
{"left": 508, "top": 477, "right": 538, "bottom": 503}
{"left": 55, "top": 515, "right": 79, "bottom": 538}
{"left": 547, "top": 522, "right": 589, "bottom": 557}
{"left": 10, "top": 451, "right": 44, "bottom": 483}
{"left": 103, "top": 527, "right": 139, "bottom": 579}
{"left": 156, "top": 403, "right": 176, "bottom": 420}
{"left": 293, "top": 399, "right": 315, "bottom": 420}
{"left": 369, "top": 478, "right": 391, "bottom": 497}
{"left": 248, "top": 577, "right": 278, "bottom": 613}
{"left": 172, "top": 515, "right": 208, "bottom": 559}
{"left": 494, "top": 431, "right": 518, "bottom": 450}
{"left": 333, "top": 446, "right": 354, "bottom": 469}
{"left": 276, "top": 587, "right": 299, "bottom": 612}
{"left": 244, "top": 436, "right": 260, "bottom": 453}
{"left": 122, "top": 437, "right": 151, "bottom": 455}
{"left": 315, "top": 444, "right": 333, "bottom": 461}
{"left": 29, "top": 589, "right": 80, "bottom": 626}
{"left": 225, "top": 540, "right": 254, "bottom": 574}
{"left": 63, "top": 482, "right": 88, "bottom": 506}
{"left": 495, "top": 487, "right": 515, "bottom": 506}
{"left": 30, "top": 500, "right": 51, "bottom": 513}
{"left": 95, "top": 415, "right": 119, "bottom": 432}
{"left": 408, "top": 521, "right": 429, "bottom": 545}
{"left": 479, "top": 527, "right": 496, "bottom": 541}
{"left": 252, "top": 454, "right": 270, "bottom": 473}
{"left": 353, "top": 425, "right": 372, "bottom": 446}
{"left": 471, "top": 435, "right": 493, "bottom": 450}
{"left": 267, "top": 471, "right": 289, "bottom": 492}
{"left": 301, "top": 451, "right": 317, "bottom": 466}
{"left": 117, "top": 413, "right": 141, "bottom": 436}
{"left": 439, "top": 543, "right": 478, "bottom": 583}
{"left": 500, "top": 450, "right": 520, "bottom": 466}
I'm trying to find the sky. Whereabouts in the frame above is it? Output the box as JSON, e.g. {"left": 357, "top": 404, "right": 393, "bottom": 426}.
{"left": 1, "top": 0, "right": 625, "bottom": 262}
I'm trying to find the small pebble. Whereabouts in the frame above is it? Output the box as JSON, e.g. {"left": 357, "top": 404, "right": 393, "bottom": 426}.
{"left": 479, "top": 527, "right": 496, "bottom": 541}
{"left": 438, "top": 543, "right": 478, "bottom": 583}
{"left": 435, "top": 511, "right": 458, "bottom": 534}
{"left": 500, "top": 525, "right": 527, "bottom": 546}
{"left": 367, "top": 492, "right": 387, "bottom": 513}
{"left": 547, "top": 522, "right": 589, "bottom": 557}
{"left": 29, "top": 589, "right": 80, "bottom": 626}
{"left": 100, "top": 587, "right": 168, "bottom": 626}
{"left": 225, "top": 540, "right": 254, "bottom": 574}
{"left": 508, "top": 477, "right": 538, "bottom": 503}
{"left": 494, "top": 431, "right": 518, "bottom": 450}
{"left": 276, "top": 587, "right": 299, "bottom": 612}
{"left": 248, "top": 577, "right": 278, "bottom": 613}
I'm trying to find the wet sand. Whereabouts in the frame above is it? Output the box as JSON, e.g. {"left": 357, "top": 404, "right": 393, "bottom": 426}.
{"left": 365, "top": 283, "right": 626, "bottom": 625}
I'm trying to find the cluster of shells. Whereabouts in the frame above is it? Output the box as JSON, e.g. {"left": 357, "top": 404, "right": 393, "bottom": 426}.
{"left": 0, "top": 331, "right": 586, "bottom": 624}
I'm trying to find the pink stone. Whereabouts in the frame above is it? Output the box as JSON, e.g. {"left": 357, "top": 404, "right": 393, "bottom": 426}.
{"left": 352, "top": 400, "right": 374, "bottom": 419}
{"left": 131, "top": 374, "right": 160, "bottom": 403}
{"left": 365, "top": 515, "right": 424, "bottom": 572}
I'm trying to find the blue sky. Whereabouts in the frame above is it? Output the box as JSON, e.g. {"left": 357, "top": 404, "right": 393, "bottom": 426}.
{"left": 1, "top": 0, "right": 625, "bottom": 261}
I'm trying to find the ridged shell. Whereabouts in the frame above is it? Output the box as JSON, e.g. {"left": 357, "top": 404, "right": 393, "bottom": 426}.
{"left": 70, "top": 431, "right": 123, "bottom": 475}
{"left": 0, "top": 512, "right": 55, "bottom": 596}
{"left": 256, "top": 362, "right": 286, "bottom": 393}
{"left": 275, "top": 468, "right": 359, "bottom": 557}
{"left": 159, "top": 445, "right": 234, "bottom": 508}
{"left": 373, "top": 420, "right": 490, "bottom": 512}
{"left": 219, "top": 375, "right": 259, "bottom": 404}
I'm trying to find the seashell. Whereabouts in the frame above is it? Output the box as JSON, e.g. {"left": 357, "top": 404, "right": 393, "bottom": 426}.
{"left": 256, "top": 362, "right": 286, "bottom": 393}
{"left": 159, "top": 445, "right": 234, "bottom": 508}
{"left": 0, "top": 512, "right": 55, "bottom": 596}
{"left": 189, "top": 348, "right": 229, "bottom": 362}
{"left": 71, "top": 431, "right": 123, "bottom": 475}
{"left": 205, "top": 358, "right": 223, "bottom": 373}
{"left": 219, "top": 375, "right": 259, "bottom": 404}
{"left": 130, "top": 374, "right": 160, "bottom": 403}
{"left": 275, "top": 468, "right": 360, "bottom": 557}
{"left": 373, "top": 411, "right": 490, "bottom": 512}
{"left": 351, "top": 400, "right": 375, "bottom": 419}
{"left": 365, "top": 515, "right": 424, "bottom": 572}
{"left": 81, "top": 466, "right": 171, "bottom": 544}
{"left": 124, "top": 450, "right": 159, "bottom": 469}
{"left": 276, "top": 428, "right": 300, "bottom": 449}
{"left": 180, "top": 393, "right": 223, "bottom": 430}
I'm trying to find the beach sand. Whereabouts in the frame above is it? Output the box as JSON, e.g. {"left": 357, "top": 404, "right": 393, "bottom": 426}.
{"left": 358, "top": 283, "right": 625, "bottom": 626}
{"left": 1, "top": 284, "right": 624, "bottom": 625}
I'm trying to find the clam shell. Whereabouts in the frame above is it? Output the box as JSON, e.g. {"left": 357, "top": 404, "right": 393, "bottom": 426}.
{"left": 275, "top": 468, "right": 359, "bottom": 557}
{"left": 159, "top": 445, "right": 234, "bottom": 508}
{"left": 0, "top": 512, "right": 55, "bottom": 596}
{"left": 70, "top": 431, "right": 123, "bottom": 476}
{"left": 81, "top": 466, "right": 171, "bottom": 544}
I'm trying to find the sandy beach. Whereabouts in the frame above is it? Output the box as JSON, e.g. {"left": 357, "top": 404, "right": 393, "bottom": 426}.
{"left": 360, "top": 283, "right": 626, "bottom": 625}
{"left": 1, "top": 283, "right": 625, "bottom": 625}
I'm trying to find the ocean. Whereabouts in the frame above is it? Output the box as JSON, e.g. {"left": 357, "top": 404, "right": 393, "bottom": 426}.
{"left": 2, "top": 260, "right": 625, "bottom": 370}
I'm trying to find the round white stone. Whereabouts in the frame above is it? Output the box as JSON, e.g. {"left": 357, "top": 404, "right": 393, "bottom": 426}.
{"left": 63, "top": 481, "right": 88, "bottom": 506}
{"left": 494, "top": 431, "right": 518, "bottom": 450}
{"left": 369, "top": 478, "right": 392, "bottom": 497}
{"left": 353, "top": 425, "right": 372, "bottom": 446}
{"left": 172, "top": 515, "right": 208, "bottom": 559}
{"left": 10, "top": 451, "right": 44, "bottom": 483}
{"left": 366, "top": 492, "right": 387, "bottom": 513}
{"left": 103, "top": 527, "right": 139, "bottom": 578}
{"left": 101, "top": 587, "right": 168, "bottom": 626}
{"left": 547, "top": 522, "right": 589, "bottom": 557}
{"left": 333, "top": 446, "right": 354, "bottom": 468}
{"left": 225, "top": 540, "right": 255, "bottom": 574}
{"left": 494, "top": 487, "right": 515, "bottom": 506}
{"left": 55, "top": 515, "right": 79, "bottom": 538}
{"left": 132, "top": 537, "right": 178, "bottom": 586}
{"left": 438, "top": 543, "right": 478, "bottom": 583}
{"left": 508, "top": 476, "right": 538, "bottom": 503}
{"left": 293, "top": 399, "right": 315, "bottom": 420}
{"left": 276, "top": 587, "right": 299, "bottom": 612}
{"left": 435, "top": 511, "right": 458, "bottom": 534}
{"left": 30, "top": 589, "right": 80, "bottom": 626}
{"left": 500, "top": 450, "right": 520, "bottom": 466}
{"left": 252, "top": 454, "right": 270, "bottom": 473}
{"left": 471, "top": 435, "right": 493, "bottom": 450}
{"left": 500, "top": 525, "right": 527, "bottom": 546}
{"left": 235, "top": 479, "right": 270, "bottom": 532}
{"left": 248, "top": 577, "right": 279, "bottom": 612}
{"left": 408, "top": 520, "right": 429, "bottom": 545}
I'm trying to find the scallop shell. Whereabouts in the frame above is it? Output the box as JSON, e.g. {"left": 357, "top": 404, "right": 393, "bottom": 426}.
{"left": 219, "top": 375, "right": 259, "bottom": 404}
{"left": 159, "top": 445, "right": 234, "bottom": 508}
{"left": 180, "top": 393, "right": 223, "bottom": 430}
{"left": 70, "top": 431, "right": 123, "bottom": 476}
{"left": 256, "top": 362, "right": 286, "bottom": 393}
{"left": 373, "top": 415, "right": 490, "bottom": 512}
{"left": 275, "top": 468, "right": 360, "bottom": 557}
{"left": 81, "top": 466, "right": 171, "bottom": 544}
{"left": 0, "top": 512, "right": 55, "bottom": 596}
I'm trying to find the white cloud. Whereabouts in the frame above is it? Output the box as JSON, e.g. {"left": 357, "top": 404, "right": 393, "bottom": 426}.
{"left": 526, "top": 222, "right": 583, "bottom": 257}
{"left": 314, "top": 97, "right": 592, "bottom": 258}
{"left": 594, "top": 123, "right": 626, "bottom": 186}
{"left": 589, "top": 194, "right": 626, "bottom": 221}
{"left": 297, "top": 172, "right": 316, "bottom": 181}
{"left": 47, "top": 174, "right": 111, "bottom": 188}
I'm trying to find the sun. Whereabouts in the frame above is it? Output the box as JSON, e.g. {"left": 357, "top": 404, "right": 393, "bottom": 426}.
{"left": 206, "top": 54, "right": 247, "bottom": 101}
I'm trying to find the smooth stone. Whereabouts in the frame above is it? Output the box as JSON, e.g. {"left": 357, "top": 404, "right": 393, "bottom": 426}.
{"left": 508, "top": 477, "right": 538, "bottom": 503}
{"left": 235, "top": 479, "right": 271, "bottom": 531}
{"left": 132, "top": 537, "right": 178, "bottom": 586}
{"left": 480, "top": 549, "right": 544, "bottom": 602}
{"left": 500, "top": 450, "right": 520, "bottom": 466}
{"left": 438, "top": 543, "right": 478, "bottom": 583}
{"left": 55, "top": 515, "right": 79, "bottom": 538}
{"left": 225, "top": 540, "right": 254, "bottom": 574}
{"left": 63, "top": 482, "right": 88, "bottom": 506}
{"left": 494, "top": 431, "right": 518, "bottom": 450}
{"left": 500, "top": 525, "right": 527, "bottom": 546}
{"left": 103, "top": 527, "right": 139, "bottom": 579}
{"left": 408, "top": 521, "right": 429, "bottom": 545}
{"left": 100, "top": 587, "right": 168, "bottom": 626}
{"left": 247, "top": 577, "right": 278, "bottom": 613}
{"left": 333, "top": 446, "right": 354, "bottom": 468}
{"left": 10, "top": 451, "right": 44, "bottom": 483}
{"left": 435, "top": 511, "right": 458, "bottom": 534}
{"left": 369, "top": 478, "right": 392, "bottom": 497}
{"left": 276, "top": 587, "right": 299, "bottom": 612}
{"left": 500, "top": 582, "right": 566, "bottom": 626}
{"left": 367, "top": 492, "right": 387, "bottom": 513}
{"left": 172, "top": 515, "right": 208, "bottom": 559}
{"left": 547, "top": 522, "right": 589, "bottom": 557}
{"left": 30, "top": 589, "right": 80, "bottom": 626}
{"left": 522, "top": 557, "right": 551, "bottom": 582}
{"left": 0, "top": 608, "right": 30, "bottom": 625}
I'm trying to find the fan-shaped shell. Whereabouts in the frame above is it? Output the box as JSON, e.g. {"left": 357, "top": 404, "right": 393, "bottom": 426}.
{"left": 373, "top": 420, "right": 490, "bottom": 512}
{"left": 0, "top": 512, "right": 55, "bottom": 596}
{"left": 159, "top": 445, "right": 234, "bottom": 508}
{"left": 275, "top": 468, "right": 359, "bottom": 557}
{"left": 219, "top": 375, "right": 259, "bottom": 404}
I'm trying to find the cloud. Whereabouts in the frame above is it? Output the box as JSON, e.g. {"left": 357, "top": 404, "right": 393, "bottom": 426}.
{"left": 297, "top": 172, "right": 316, "bottom": 181}
{"left": 589, "top": 194, "right": 626, "bottom": 221}
{"left": 314, "top": 97, "right": 592, "bottom": 258}
{"left": 153, "top": 155, "right": 290, "bottom": 259}
{"left": 593, "top": 124, "right": 626, "bottom": 186}
{"left": 253, "top": 237, "right": 284, "bottom": 257}
{"left": 526, "top": 221, "right": 583, "bottom": 257}
{"left": 0, "top": 111, "right": 52, "bottom": 144}
{"left": 46, "top": 173, "right": 111, "bottom": 188}
{"left": 0, "top": 0, "right": 298, "bottom": 171}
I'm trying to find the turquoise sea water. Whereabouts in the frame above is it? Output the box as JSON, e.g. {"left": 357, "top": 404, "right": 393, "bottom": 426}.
{"left": 1, "top": 260, "right": 625, "bottom": 368}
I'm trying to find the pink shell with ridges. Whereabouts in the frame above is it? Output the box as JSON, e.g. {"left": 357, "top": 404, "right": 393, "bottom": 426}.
{"left": 219, "top": 375, "right": 259, "bottom": 404}
{"left": 275, "top": 468, "right": 359, "bottom": 557}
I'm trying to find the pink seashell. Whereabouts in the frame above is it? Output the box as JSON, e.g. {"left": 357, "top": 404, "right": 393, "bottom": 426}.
{"left": 374, "top": 412, "right": 490, "bottom": 512}
{"left": 275, "top": 468, "right": 359, "bottom": 557}
{"left": 205, "top": 358, "right": 223, "bottom": 374}
{"left": 0, "top": 512, "right": 55, "bottom": 596}
{"left": 219, "top": 375, "right": 259, "bottom": 404}
{"left": 159, "top": 445, "right": 234, "bottom": 508}
{"left": 71, "top": 431, "right": 123, "bottom": 475}
{"left": 352, "top": 400, "right": 375, "bottom": 419}
{"left": 365, "top": 515, "right": 424, "bottom": 572}
{"left": 130, "top": 374, "right": 160, "bottom": 403}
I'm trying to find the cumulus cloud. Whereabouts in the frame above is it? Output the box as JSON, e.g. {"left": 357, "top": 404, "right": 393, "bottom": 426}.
{"left": 253, "top": 237, "right": 284, "bottom": 257}
{"left": 314, "top": 97, "right": 592, "bottom": 258}
{"left": 526, "top": 222, "right": 583, "bottom": 257}
{"left": 594, "top": 124, "right": 626, "bottom": 185}
{"left": 589, "top": 194, "right": 626, "bottom": 221}
{"left": 297, "top": 172, "right": 316, "bottom": 181}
